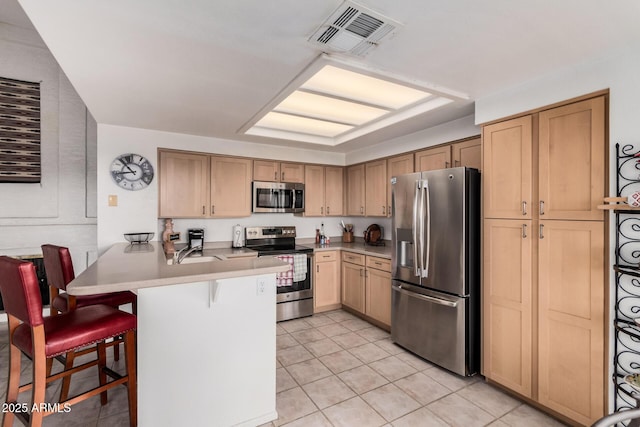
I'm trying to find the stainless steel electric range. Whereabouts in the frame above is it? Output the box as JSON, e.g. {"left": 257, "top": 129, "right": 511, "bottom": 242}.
{"left": 245, "top": 226, "right": 313, "bottom": 321}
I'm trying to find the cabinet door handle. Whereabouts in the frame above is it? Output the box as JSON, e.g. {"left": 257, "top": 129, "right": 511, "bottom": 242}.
{"left": 211, "top": 205, "right": 215, "bottom": 215}
{"left": 327, "top": 206, "right": 330, "bottom": 215}
{"left": 540, "top": 200, "right": 545, "bottom": 215}
{"left": 387, "top": 205, "right": 391, "bottom": 216}
{"left": 522, "top": 201, "right": 527, "bottom": 216}
{"left": 317, "top": 265, "right": 319, "bottom": 273}
{"left": 202, "top": 206, "right": 205, "bottom": 215}
{"left": 539, "top": 224, "right": 545, "bottom": 239}
{"left": 522, "top": 224, "right": 527, "bottom": 238}
{"left": 382, "top": 206, "right": 385, "bottom": 215}
{"left": 281, "top": 172, "right": 285, "bottom": 181}
{"left": 454, "top": 160, "right": 460, "bottom": 166}
{"left": 360, "top": 206, "right": 364, "bottom": 214}
{"left": 445, "top": 161, "right": 450, "bottom": 168}
{"left": 321, "top": 206, "right": 323, "bottom": 215}
{"left": 274, "top": 171, "right": 277, "bottom": 180}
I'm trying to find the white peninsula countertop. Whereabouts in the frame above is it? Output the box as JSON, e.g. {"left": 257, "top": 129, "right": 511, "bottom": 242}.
{"left": 68, "top": 241, "right": 286, "bottom": 427}
{"left": 66, "top": 241, "right": 288, "bottom": 295}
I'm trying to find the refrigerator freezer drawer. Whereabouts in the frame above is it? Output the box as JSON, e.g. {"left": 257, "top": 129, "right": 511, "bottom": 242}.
{"left": 391, "top": 281, "right": 477, "bottom": 376}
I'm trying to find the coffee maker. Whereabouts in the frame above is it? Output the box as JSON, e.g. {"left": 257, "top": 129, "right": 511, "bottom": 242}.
{"left": 187, "top": 228, "right": 204, "bottom": 252}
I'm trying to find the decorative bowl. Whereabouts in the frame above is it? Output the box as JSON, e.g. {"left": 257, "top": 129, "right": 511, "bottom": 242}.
{"left": 124, "top": 232, "right": 154, "bottom": 244}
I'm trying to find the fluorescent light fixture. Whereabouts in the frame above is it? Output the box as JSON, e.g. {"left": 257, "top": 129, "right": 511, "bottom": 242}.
{"left": 240, "top": 55, "right": 467, "bottom": 146}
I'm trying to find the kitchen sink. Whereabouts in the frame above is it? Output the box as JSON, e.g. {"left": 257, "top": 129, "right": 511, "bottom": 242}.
{"left": 166, "top": 255, "right": 220, "bottom": 265}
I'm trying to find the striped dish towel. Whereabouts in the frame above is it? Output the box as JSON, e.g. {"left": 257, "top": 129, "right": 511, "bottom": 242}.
{"left": 275, "top": 255, "right": 293, "bottom": 287}
{"left": 293, "top": 254, "right": 307, "bottom": 282}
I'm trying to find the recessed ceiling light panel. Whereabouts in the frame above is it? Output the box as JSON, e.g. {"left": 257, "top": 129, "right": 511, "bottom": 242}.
{"left": 240, "top": 55, "right": 467, "bottom": 146}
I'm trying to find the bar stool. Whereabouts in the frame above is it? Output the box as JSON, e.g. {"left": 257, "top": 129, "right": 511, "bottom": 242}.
{"left": 41, "top": 244, "right": 137, "bottom": 401}
{"left": 0, "top": 256, "right": 137, "bottom": 427}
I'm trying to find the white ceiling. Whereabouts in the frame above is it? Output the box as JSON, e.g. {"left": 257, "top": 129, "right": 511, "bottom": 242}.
{"left": 5, "top": 0, "right": 640, "bottom": 153}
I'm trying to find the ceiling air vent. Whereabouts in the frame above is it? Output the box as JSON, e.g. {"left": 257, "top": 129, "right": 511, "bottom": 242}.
{"left": 309, "top": 1, "right": 403, "bottom": 57}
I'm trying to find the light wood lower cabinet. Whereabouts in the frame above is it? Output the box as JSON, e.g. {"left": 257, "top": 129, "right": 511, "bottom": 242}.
{"left": 365, "top": 256, "right": 392, "bottom": 327}
{"left": 483, "top": 219, "right": 533, "bottom": 398}
{"left": 341, "top": 253, "right": 365, "bottom": 312}
{"left": 341, "top": 251, "right": 391, "bottom": 329}
{"left": 483, "top": 218, "right": 605, "bottom": 425}
{"left": 314, "top": 251, "right": 341, "bottom": 313}
{"left": 537, "top": 220, "right": 604, "bottom": 425}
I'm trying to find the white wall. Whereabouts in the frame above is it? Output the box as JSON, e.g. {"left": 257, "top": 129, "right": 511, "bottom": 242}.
{"left": 0, "top": 19, "right": 97, "bottom": 271}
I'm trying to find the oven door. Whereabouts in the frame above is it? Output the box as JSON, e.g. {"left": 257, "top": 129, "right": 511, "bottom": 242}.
{"left": 275, "top": 254, "right": 313, "bottom": 302}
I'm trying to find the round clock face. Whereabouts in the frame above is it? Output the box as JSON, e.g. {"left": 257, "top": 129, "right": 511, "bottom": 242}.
{"left": 110, "top": 153, "right": 154, "bottom": 191}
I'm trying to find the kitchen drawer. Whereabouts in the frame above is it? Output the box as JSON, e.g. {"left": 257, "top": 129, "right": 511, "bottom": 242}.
{"left": 316, "top": 251, "right": 337, "bottom": 262}
{"left": 367, "top": 256, "right": 391, "bottom": 272}
{"left": 342, "top": 251, "right": 365, "bottom": 265}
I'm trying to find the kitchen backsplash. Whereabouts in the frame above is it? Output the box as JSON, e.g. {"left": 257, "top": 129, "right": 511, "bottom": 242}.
{"left": 158, "top": 215, "right": 391, "bottom": 245}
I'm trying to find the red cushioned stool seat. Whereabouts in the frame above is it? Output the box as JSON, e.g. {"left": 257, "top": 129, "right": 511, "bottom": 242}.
{"left": 13, "top": 304, "right": 136, "bottom": 358}
{"left": 0, "top": 256, "right": 138, "bottom": 427}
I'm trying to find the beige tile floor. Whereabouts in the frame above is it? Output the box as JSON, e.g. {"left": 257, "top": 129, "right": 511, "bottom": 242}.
{"left": 266, "top": 310, "right": 568, "bottom": 427}
{"left": 0, "top": 310, "right": 568, "bottom": 426}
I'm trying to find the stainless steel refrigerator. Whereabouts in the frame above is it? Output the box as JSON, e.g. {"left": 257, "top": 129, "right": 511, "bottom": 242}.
{"left": 391, "top": 167, "right": 480, "bottom": 376}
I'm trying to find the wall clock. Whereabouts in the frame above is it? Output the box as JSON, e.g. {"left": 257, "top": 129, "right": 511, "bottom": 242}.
{"left": 110, "top": 153, "right": 154, "bottom": 191}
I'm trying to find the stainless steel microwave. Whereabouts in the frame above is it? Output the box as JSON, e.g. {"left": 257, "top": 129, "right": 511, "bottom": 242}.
{"left": 252, "top": 181, "right": 304, "bottom": 213}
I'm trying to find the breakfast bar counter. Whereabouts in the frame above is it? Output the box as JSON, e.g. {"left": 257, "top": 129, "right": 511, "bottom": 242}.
{"left": 67, "top": 241, "right": 289, "bottom": 427}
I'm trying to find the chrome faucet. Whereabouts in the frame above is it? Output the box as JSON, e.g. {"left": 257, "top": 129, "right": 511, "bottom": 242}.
{"left": 175, "top": 245, "right": 204, "bottom": 264}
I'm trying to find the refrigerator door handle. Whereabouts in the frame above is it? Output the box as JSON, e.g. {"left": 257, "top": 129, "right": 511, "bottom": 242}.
{"left": 413, "top": 181, "right": 421, "bottom": 276}
{"left": 392, "top": 284, "right": 458, "bottom": 307}
{"left": 423, "top": 180, "right": 431, "bottom": 278}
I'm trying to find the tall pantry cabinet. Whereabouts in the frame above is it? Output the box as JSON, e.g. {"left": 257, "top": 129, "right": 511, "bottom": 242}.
{"left": 482, "top": 95, "right": 606, "bottom": 426}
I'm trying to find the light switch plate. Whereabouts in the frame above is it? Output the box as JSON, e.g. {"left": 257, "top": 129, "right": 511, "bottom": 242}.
{"left": 108, "top": 195, "right": 118, "bottom": 206}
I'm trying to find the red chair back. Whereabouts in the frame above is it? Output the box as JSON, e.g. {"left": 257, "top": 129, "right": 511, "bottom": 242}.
{"left": 0, "top": 256, "right": 44, "bottom": 327}
{"left": 42, "top": 244, "right": 75, "bottom": 291}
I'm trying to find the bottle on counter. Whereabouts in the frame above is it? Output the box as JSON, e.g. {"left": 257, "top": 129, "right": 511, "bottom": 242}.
{"left": 315, "top": 229, "right": 320, "bottom": 244}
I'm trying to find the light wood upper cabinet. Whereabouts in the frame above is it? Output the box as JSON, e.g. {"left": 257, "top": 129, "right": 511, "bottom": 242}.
{"left": 280, "top": 162, "right": 305, "bottom": 183}
{"left": 365, "top": 160, "right": 387, "bottom": 217}
{"left": 538, "top": 97, "right": 605, "bottom": 221}
{"left": 314, "top": 251, "right": 341, "bottom": 313}
{"left": 537, "top": 220, "right": 604, "bottom": 425}
{"left": 452, "top": 137, "right": 482, "bottom": 171}
{"left": 304, "top": 165, "right": 325, "bottom": 217}
{"left": 159, "top": 150, "right": 251, "bottom": 218}
{"left": 253, "top": 160, "right": 304, "bottom": 183}
{"left": 303, "top": 165, "right": 344, "bottom": 217}
{"left": 324, "top": 166, "right": 344, "bottom": 216}
{"left": 347, "top": 164, "right": 365, "bottom": 216}
{"left": 483, "top": 115, "right": 533, "bottom": 219}
{"left": 210, "top": 156, "right": 252, "bottom": 217}
{"left": 482, "top": 219, "right": 533, "bottom": 398}
{"left": 159, "top": 151, "right": 209, "bottom": 218}
{"left": 253, "top": 160, "right": 279, "bottom": 182}
{"left": 387, "top": 153, "right": 414, "bottom": 217}
{"left": 415, "top": 145, "right": 451, "bottom": 172}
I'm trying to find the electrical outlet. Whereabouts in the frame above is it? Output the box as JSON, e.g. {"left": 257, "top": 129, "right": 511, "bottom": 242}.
{"left": 256, "top": 277, "right": 267, "bottom": 295}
